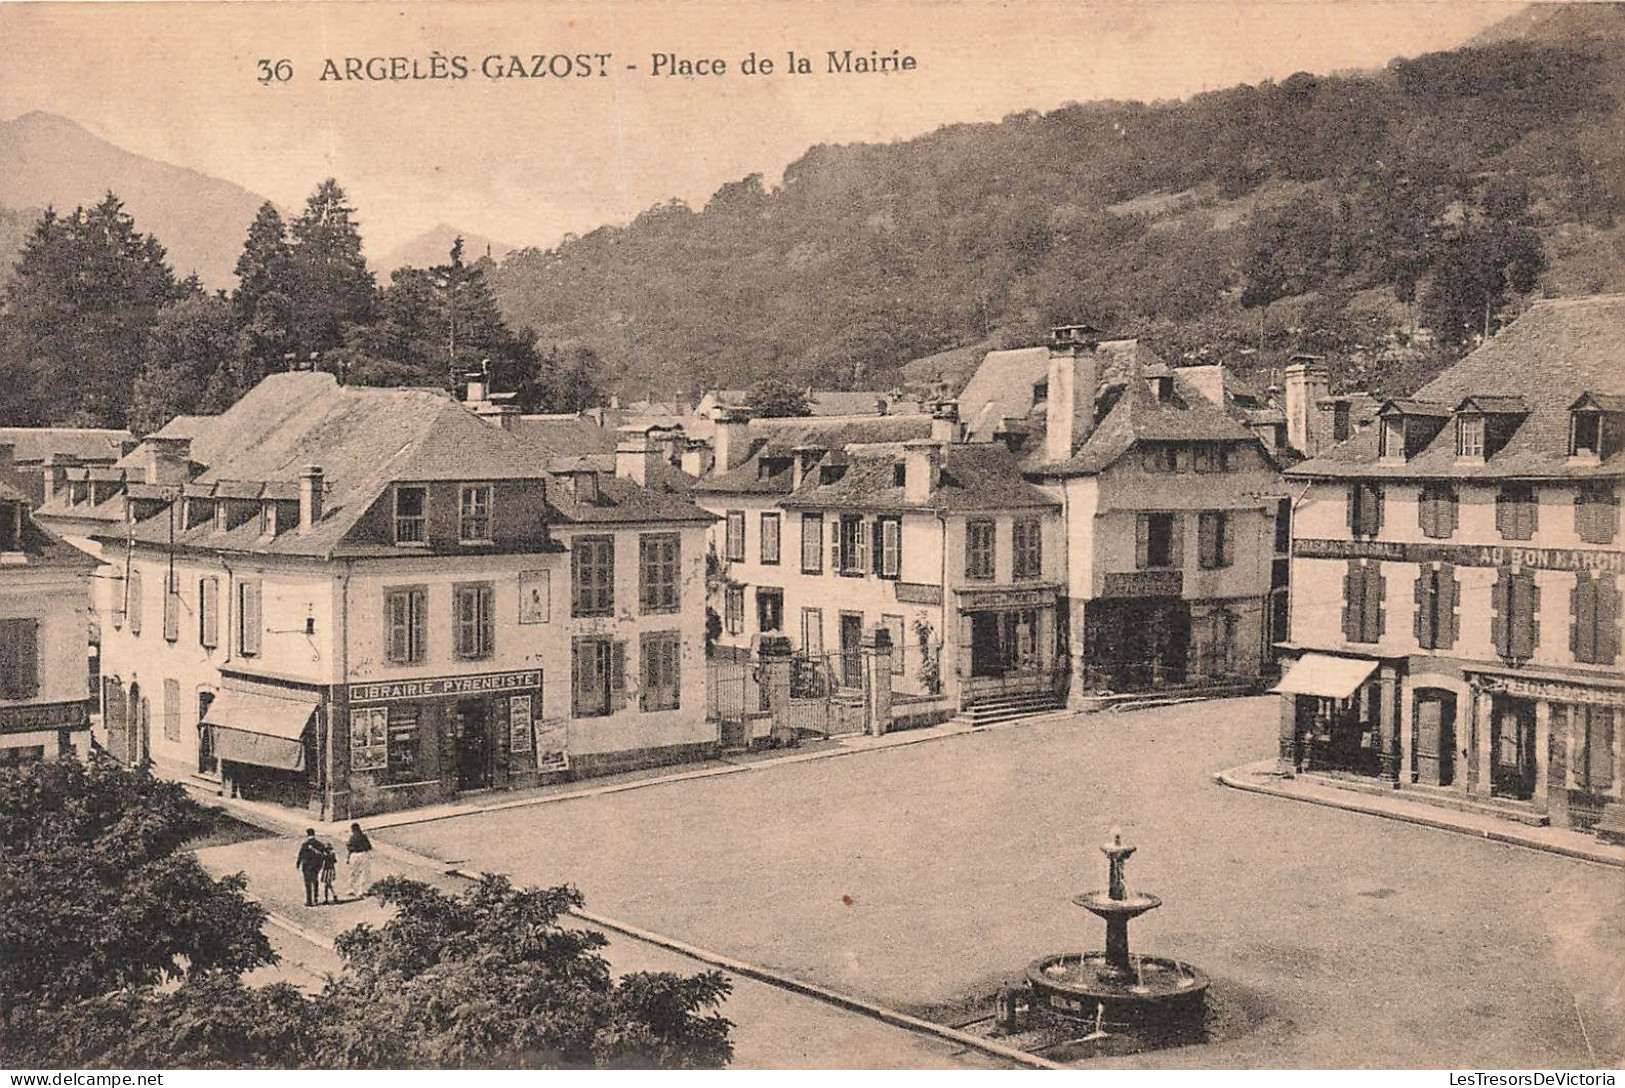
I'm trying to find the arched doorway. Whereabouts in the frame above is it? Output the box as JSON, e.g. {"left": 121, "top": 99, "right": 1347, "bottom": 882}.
{"left": 1413, "top": 688, "right": 1458, "bottom": 787}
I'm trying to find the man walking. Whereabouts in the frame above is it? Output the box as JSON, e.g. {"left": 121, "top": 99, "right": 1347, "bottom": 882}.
{"left": 295, "top": 828, "right": 327, "bottom": 908}
{"left": 345, "top": 822, "right": 374, "bottom": 899}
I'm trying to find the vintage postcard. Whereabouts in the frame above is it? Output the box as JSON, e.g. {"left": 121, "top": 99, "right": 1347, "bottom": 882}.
{"left": 0, "top": 0, "right": 1620, "bottom": 1076}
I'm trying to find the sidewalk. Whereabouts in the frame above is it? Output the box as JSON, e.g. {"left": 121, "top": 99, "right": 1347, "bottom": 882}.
{"left": 1216, "top": 758, "right": 1625, "bottom": 867}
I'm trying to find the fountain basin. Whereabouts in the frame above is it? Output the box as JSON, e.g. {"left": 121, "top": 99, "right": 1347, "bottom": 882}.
{"left": 1072, "top": 890, "right": 1162, "bottom": 919}
{"left": 1025, "top": 952, "right": 1209, "bottom": 1023}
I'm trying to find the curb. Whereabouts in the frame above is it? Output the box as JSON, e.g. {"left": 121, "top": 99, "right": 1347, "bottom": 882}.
{"left": 1214, "top": 765, "right": 1625, "bottom": 869}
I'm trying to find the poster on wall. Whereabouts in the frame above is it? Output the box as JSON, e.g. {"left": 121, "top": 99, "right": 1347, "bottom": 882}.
{"left": 508, "top": 695, "right": 533, "bottom": 755}
{"left": 350, "top": 707, "right": 388, "bottom": 772}
{"left": 534, "top": 719, "right": 569, "bottom": 773}
{"left": 519, "top": 570, "right": 550, "bottom": 624}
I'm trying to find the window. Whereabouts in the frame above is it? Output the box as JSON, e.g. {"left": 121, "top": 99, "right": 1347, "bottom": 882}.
{"left": 1491, "top": 567, "right": 1540, "bottom": 662}
{"left": 163, "top": 678, "right": 180, "bottom": 742}
{"left": 838, "top": 515, "right": 868, "bottom": 575}
{"left": 756, "top": 588, "right": 784, "bottom": 633}
{"left": 877, "top": 516, "right": 902, "bottom": 579}
{"left": 1342, "top": 561, "right": 1385, "bottom": 644}
{"left": 639, "top": 533, "right": 680, "bottom": 614}
{"left": 199, "top": 577, "right": 219, "bottom": 648}
{"left": 388, "top": 708, "right": 420, "bottom": 780}
{"left": 1348, "top": 482, "right": 1383, "bottom": 538}
{"left": 725, "top": 510, "right": 745, "bottom": 562}
{"left": 1197, "top": 511, "right": 1231, "bottom": 570}
{"left": 572, "top": 637, "right": 625, "bottom": 718}
{"left": 641, "top": 632, "right": 682, "bottom": 712}
{"left": 759, "top": 513, "right": 781, "bottom": 565}
{"left": 1456, "top": 414, "right": 1484, "bottom": 459}
{"left": 459, "top": 484, "right": 493, "bottom": 543}
{"left": 801, "top": 607, "right": 823, "bottom": 655}
{"left": 1413, "top": 564, "right": 1459, "bottom": 651}
{"left": 1012, "top": 518, "right": 1042, "bottom": 580}
{"left": 1417, "top": 484, "right": 1458, "bottom": 540}
{"left": 965, "top": 519, "right": 995, "bottom": 580}
{"left": 572, "top": 536, "right": 614, "bottom": 617}
{"left": 453, "top": 583, "right": 494, "bottom": 659}
{"left": 724, "top": 586, "right": 744, "bottom": 635}
{"left": 385, "top": 587, "right": 427, "bottom": 664}
{"left": 1572, "top": 412, "right": 1602, "bottom": 458}
{"left": 1380, "top": 417, "right": 1404, "bottom": 461}
{"left": 893, "top": 463, "right": 907, "bottom": 488}
{"left": 1496, "top": 485, "right": 1538, "bottom": 541}
{"left": 1576, "top": 484, "right": 1619, "bottom": 545}
{"left": 1568, "top": 705, "right": 1615, "bottom": 792}
{"left": 394, "top": 485, "right": 427, "bottom": 544}
{"left": 1137, "top": 513, "right": 1179, "bottom": 570}
{"left": 882, "top": 613, "right": 905, "bottom": 675}
{"left": 801, "top": 513, "right": 823, "bottom": 573}
{"left": 163, "top": 574, "right": 180, "bottom": 642}
{"left": 1194, "top": 442, "right": 1228, "bottom": 473}
{"left": 197, "top": 691, "right": 217, "bottom": 775}
{"left": 1571, "top": 573, "right": 1620, "bottom": 666}
{"left": 1141, "top": 445, "right": 1178, "bottom": 474}
{"left": 0, "top": 618, "right": 39, "bottom": 700}
{"left": 128, "top": 568, "right": 144, "bottom": 636}
{"left": 236, "top": 579, "right": 260, "bottom": 656}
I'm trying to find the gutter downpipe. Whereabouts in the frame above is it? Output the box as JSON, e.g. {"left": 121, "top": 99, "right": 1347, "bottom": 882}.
{"left": 335, "top": 556, "right": 352, "bottom": 823}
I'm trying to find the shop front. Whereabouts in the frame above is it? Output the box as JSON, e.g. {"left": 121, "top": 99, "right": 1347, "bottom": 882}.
{"left": 201, "top": 685, "right": 320, "bottom": 809}
{"left": 1274, "top": 652, "right": 1401, "bottom": 778}
{"left": 341, "top": 669, "right": 547, "bottom": 817}
{"left": 1084, "top": 571, "right": 1189, "bottom": 691}
{"left": 955, "top": 583, "right": 1062, "bottom": 706}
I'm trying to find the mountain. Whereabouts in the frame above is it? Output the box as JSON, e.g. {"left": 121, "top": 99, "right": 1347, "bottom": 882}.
{"left": 375, "top": 224, "right": 514, "bottom": 278}
{"left": 0, "top": 111, "right": 270, "bottom": 288}
{"left": 490, "top": 5, "right": 1625, "bottom": 399}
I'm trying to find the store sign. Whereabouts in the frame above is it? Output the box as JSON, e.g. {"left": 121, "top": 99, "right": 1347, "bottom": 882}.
{"left": 1294, "top": 538, "right": 1625, "bottom": 574}
{"left": 956, "top": 586, "right": 1055, "bottom": 610}
{"left": 894, "top": 582, "right": 943, "bottom": 605}
{"left": 0, "top": 700, "right": 88, "bottom": 735}
{"left": 508, "top": 695, "right": 533, "bottom": 754}
{"left": 349, "top": 670, "right": 541, "bottom": 704}
{"left": 1099, "top": 571, "right": 1183, "bottom": 599}
{"left": 1473, "top": 674, "right": 1625, "bottom": 708}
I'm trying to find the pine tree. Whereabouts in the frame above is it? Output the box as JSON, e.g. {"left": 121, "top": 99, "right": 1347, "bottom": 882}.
{"left": 231, "top": 202, "right": 296, "bottom": 386}
{"left": 130, "top": 292, "right": 243, "bottom": 433}
{"left": 287, "top": 179, "right": 376, "bottom": 360}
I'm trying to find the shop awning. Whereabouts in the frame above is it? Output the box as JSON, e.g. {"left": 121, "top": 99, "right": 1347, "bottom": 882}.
{"left": 202, "top": 690, "right": 316, "bottom": 772}
{"left": 1272, "top": 653, "right": 1379, "bottom": 700}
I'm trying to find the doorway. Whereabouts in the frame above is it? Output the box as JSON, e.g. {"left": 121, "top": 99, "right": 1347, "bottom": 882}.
{"left": 1490, "top": 695, "right": 1537, "bottom": 800}
{"left": 197, "top": 691, "right": 218, "bottom": 776}
{"left": 454, "top": 698, "right": 491, "bottom": 791}
{"left": 1412, "top": 689, "right": 1457, "bottom": 787}
{"left": 839, "top": 612, "right": 864, "bottom": 688}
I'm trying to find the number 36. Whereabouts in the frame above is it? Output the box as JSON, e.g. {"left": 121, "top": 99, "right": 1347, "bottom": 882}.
{"left": 257, "top": 59, "right": 293, "bottom": 84}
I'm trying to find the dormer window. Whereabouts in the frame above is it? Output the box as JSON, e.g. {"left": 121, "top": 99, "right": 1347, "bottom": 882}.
{"left": 1572, "top": 411, "right": 1601, "bottom": 459}
{"left": 394, "top": 485, "right": 427, "bottom": 544}
{"left": 893, "top": 463, "right": 906, "bottom": 488}
{"left": 1456, "top": 414, "right": 1485, "bottom": 460}
{"left": 459, "top": 484, "right": 493, "bottom": 543}
{"left": 1381, "top": 416, "right": 1403, "bottom": 461}
{"left": 0, "top": 501, "right": 23, "bottom": 552}
{"left": 1032, "top": 380, "right": 1048, "bottom": 407}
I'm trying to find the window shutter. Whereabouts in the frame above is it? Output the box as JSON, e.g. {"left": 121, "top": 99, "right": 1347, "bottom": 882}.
{"left": 240, "top": 581, "right": 261, "bottom": 655}
{"left": 1199, "top": 514, "right": 1217, "bottom": 569}
{"left": 892, "top": 519, "right": 903, "bottom": 576}
{"left": 1443, "top": 565, "right": 1460, "bottom": 649}
{"left": 1373, "top": 486, "right": 1385, "bottom": 535}
{"left": 1524, "top": 573, "right": 1541, "bottom": 658}
{"left": 1571, "top": 574, "right": 1590, "bottom": 661}
{"left": 571, "top": 642, "right": 584, "bottom": 715}
{"left": 201, "top": 578, "right": 218, "bottom": 648}
{"left": 669, "top": 637, "right": 681, "bottom": 710}
{"left": 129, "top": 569, "right": 143, "bottom": 635}
{"left": 388, "top": 593, "right": 407, "bottom": 663}
{"left": 1413, "top": 569, "right": 1431, "bottom": 648}
{"left": 1491, "top": 569, "right": 1509, "bottom": 658}
{"left": 1346, "top": 486, "right": 1357, "bottom": 532}
{"left": 1417, "top": 491, "right": 1433, "bottom": 538}
{"left": 1342, "top": 563, "right": 1359, "bottom": 642}
{"left": 163, "top": 579, "right": 179, "bottom": 642}
{"left": 610, "top": 641, "right": 627, "bottom": 710}
{"left": 1366, "top": 566, "right": 1385, "bottom": 640}
{"left": 1169, "top": 514, "right": 1184, "bottom": 568}
{"left": 1495, "top": 491, "right": 1510, "bottom": 538}
{"left": 480, "top": 586, "right": 494, "bottom": 656}
{"left": 412, "top": 591, "right": 427, "bottom": 662}
{"left": 1136, "top": 516, "right": 1150, "bottom": 571}
{"left": 112, "top": 572, "right": 126, "bottom": 628}
{"left": 1599, "top": 575, "right": 1620, "bottom": 665}
{"left": 856, "top": 519, "right": 869, "bottom": 572}
{"left": 1446, "top": 490, "right": 1459, "bottom": 535}
{"left": 17, "top": 619, "right": 38, "bottom": 700}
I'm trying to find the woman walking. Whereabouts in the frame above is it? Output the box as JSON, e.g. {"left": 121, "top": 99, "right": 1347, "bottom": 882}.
{"left": 346, "top": 822, "right": 374, "bottom": 899}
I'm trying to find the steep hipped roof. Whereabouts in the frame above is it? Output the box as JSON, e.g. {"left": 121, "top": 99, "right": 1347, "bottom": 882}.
{"left": 0, "top": 427, "right": 132, "bottom": 464}
{"left": 1291, "top": 295, "right": 1625, "bottom": 480}
{"left": 958, "top": 339, "right": 1174, "bottom": 443}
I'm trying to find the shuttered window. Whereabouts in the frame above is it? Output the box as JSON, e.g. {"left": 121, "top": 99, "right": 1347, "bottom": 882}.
{"left": 1347, "top": 482, "right": 1383, "bottom": 537}
{"left": 162, "top": 574, "right": 180, "bottom": 642}
{"left": 724, "top": 586, "right": 744, "bottom": 634}
{"left": 640, "top": 632, "right": 681, "bottom": 712}
{"left": 1417, "top": 484, "right": 1457, "bottom": 540}
{"left": 639, "top": 533, "right": 680, "bottom": 614}
{"left": 1413, "top": 564, "right": 1459, "bottom": 650}
{"left": 877, "top": 517, "right": 902, "bottom": 578}
{"left": 385, "top": 587, "right": 427, "bottom": 664}
{"left": 839, "top": 515, "right": 869, "bottom": 575}
{"left": 1198, "top": 512, "right": 1231, "bottom": 570}
{"left": 453, "top": 583, "right": 494, "bottom": 659}
{"left": 1137, "top": 513, "right": 1181, "bottom": 570}
{"left": 1575, "top": 484, "right": 1619, "bottom": 545}
{"left": 163, "top": 678, "right": 181, "bottom": 742}
{"left": 0, "top": 618, "right": 39, "bottom": 700}
{"left": 1571, "top": 706, "right": 1615, "bottom": 792}
{"left": 572, "top": 637, "right": 625, "bottom": 718}
{"left": 1495, "top": 485, "right": 1538, "bottom": 541}
{"left": 966, "top": 520, "right": 995, "bottom": 580}
{"left": 725, "top": 510, "right": 745, "bottom": 561}
{"left": 199, "top": 577, "right": 219, "bottom": 649}
{"left": 128, "top": 569, "right": 144, "bottom": 636}
{"left": 236, "top": 579, "right": 260, "bottom": 656}
{"left": 1570, "top": 572, "right": 1620, "bottom": 666}
{"left": 1341, "top": 561, "right": 1385, "bottom": 644}
{"left": 801, "top": 514, "right": 823, "bottom": 573}
{"left": 759, "top": 513, "right": 781, "bottom": 565}
{"left": 1491, "top": 567, "right": 1540, "bottom": 662}
{"left": 1012, "top": 518, "right": 1042, "bottom": 580}
{"left": 572, "top": 536, "right": 614, "bottom": 617}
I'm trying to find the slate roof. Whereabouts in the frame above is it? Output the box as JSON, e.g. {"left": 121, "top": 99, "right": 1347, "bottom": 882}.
{"left": 693, "top": 416, "right": 934, "bottom": 495}
{"left": 779, "top": 442, "right": 1058, "bottom": 514}
{"left": 0, "top": 427, "right": 132, "bottom": 464}
{"left": 1290, "top": 295, "right": 1625, "bottom": 481}
{"left": 0, "top": 496, "right": 98, "bottom": 570}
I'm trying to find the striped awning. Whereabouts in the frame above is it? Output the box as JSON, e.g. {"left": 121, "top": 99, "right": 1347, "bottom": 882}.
{"left": 202, "top": 690, "right": 316, "bottom": 772}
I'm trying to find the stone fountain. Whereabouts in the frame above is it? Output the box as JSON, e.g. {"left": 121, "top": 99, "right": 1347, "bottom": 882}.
{"left": 1024, "top": 829, "right": 1209, "bottom": 1026}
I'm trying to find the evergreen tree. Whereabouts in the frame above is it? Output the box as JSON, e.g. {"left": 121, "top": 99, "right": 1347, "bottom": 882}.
{"left": 130, "top": 291, "right": 243, "bottom": 433}
{"left": 288, "top": 179, "right": 376, "bottom": 360}
{"left": 232, "top": 202, "right": 296, "bottom": 386}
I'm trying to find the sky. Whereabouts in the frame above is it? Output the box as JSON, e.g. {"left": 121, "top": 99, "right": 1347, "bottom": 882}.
{"left": 0, "top": 0, "right": 1526, "bottom": 256}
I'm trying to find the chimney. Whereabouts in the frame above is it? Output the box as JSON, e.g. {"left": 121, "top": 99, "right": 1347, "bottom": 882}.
{"left": 680, "top": 439, "right": 713, "bottom": 478}
{"left": 931, "top": 401, "right": 963, "bottom": 444}
{"left": 299, "top": 465, "right": 324, "bottom": 533}
{"left": 903, "top": 439, "right": 940, "bottom": 504}
{"left": 711, "top": 407, "right": 752, "bottom": 474}
{"left": 1179, "top": 364, "right": 1226, "bottom": 408}
{"left": 144, "top": 437, "right": 192, "bottom": 486}
{"left": 1284, "top": 355, "right": 1329, "bottom": 456}
{"left": 790, "top": 445, "right": 824, "bottom": 491}
{"left": 465, "top": 374, "right": 487, "bottom": 405}
{"left": 1044, "top": 325, "right": 1102, "bottom": 462}
{"left": 615, "top": 428, "right": 657, "bottom": 486}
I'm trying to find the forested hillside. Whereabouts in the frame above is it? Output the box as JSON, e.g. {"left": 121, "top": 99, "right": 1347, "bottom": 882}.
{"left": 491, "top": 4, "right": 1625, "bottom": 398}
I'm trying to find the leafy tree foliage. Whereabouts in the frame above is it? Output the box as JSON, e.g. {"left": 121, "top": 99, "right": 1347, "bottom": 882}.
{"left": 747, "top": 377, "right": 811, "bottom": 418}
{"left": 129, "top": 291, "right": 242, "bottom": 433}
{"left": 0, "top": 757, "right": 274, "bottom": 1013}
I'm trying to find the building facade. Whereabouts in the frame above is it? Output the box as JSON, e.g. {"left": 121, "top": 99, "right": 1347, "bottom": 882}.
{"left": 1277, "top": 295, "right": 1624, "bottom": 836}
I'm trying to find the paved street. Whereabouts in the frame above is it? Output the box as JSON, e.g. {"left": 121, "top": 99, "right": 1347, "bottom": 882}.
{"left": 380, "top": 696, "right": 1625, "bottom": 1069}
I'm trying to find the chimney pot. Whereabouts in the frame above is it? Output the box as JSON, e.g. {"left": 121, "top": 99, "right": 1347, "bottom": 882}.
{"left": 299, "top": 464, "right": 324, "bottom": 533}
{"left": 615, "top": 428, "right": 657, "bottom": 486}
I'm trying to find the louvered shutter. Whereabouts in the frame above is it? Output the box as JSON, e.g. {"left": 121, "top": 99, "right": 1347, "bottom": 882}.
{"left": 1365, "top": 566, "right": 1385, "bottom": 640}
{"left": 388, "top": 593, "right": 408, "bottom": 663}
{"left": 856, "top": 519, "right": 869, "bottom": 573}
{"left": 412, "top": 591, "right": 427, "bottom": 662}
{"left": 1169, "top": 514, "right": 1184, "bottom": 569}
{"left": 1599, "top": 575, "right": 1620, "bottom": 665}
{"left": 1571, "top": 574, "right": 1590, "bottom": 661}
{"left": 669, "top": 637, "right": 681, "bottom": 710}
{"left": 1491, "top": 569, "right": 1509, "bottom": 658}
{"left": 1136, "top": 516, "right": 1150, "bottom": 570}
{"left": 1442, "top": 564, "right": 1460, "bottom": 648}
{"left": 16, "top": 620, "right": 38, "bottom": 700}
{"left": 201, "top": 578, "right": 218, "bottom": 648}
{"left": 163, "top": 578, "right": 179, "bottom": 642}
{"left": 1346, "top": 486, "right": 1358, "bottom": 532}
{"left": 1414, "top": 568, "right": 1432, "bottom": 647}
{"left": 1495, "top": 491, "right": 1510, "bottom": 538}
{"left": 610, "top": 641, "right": 627, "bottom": 710}
{"left": 240, "top": 581, "right": 261, "bottom": 655}
{"left": 1199, "top": 514, "right": 1217, "bottom": 569}
{"left": 1521, "top": 573, "right": 1540, "bottom": 659}
{"left": 128, "top": 569, "right": 143, "bottom": 635}
{"left": 480, "top": 586, "right": 495, "bottom": 656}
{"left": 1342, "top": 563, "right": 1360, "bottom": 642}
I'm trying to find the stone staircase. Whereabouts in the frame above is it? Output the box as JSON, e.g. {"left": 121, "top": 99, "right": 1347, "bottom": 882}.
{"left": 960, "top": 690, "right": 1067, "bottom": 727}
{"left": 1302, "top": 772, "right": 1551, "bottom": 826}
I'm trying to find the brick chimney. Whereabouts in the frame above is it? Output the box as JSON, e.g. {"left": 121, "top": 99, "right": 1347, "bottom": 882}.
{"left": 931, "top": 401, "right": 963, "bottom": 444}
{"left": 615, "top": 429, "right": 658, "bottom": 486}
{"left": 299, "top": 465, "right": 324, "bottom": 533}
{"left": 903, "top": 439, "right": 940, "bottom": 504}
{"left": 1044, "top": 324, "right": 1103, "bottom": 462}
{"left": 1284, "top": 355, "right": 1329, "bottom": 456}
{"left": 144, "top": 437, "right": 192, "bottom": 486}
{"left": 711, "top": 406, "right": 752, "bottom": 474}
